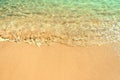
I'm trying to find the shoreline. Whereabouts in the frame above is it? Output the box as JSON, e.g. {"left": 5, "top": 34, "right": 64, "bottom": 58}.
{"left": 0, "top": 15, "right": 120, "bottom": 46}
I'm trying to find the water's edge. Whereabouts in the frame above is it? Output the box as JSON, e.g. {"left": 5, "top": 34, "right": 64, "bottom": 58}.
{"left": 0, "top": 0, "right": 120, "bottom": 46}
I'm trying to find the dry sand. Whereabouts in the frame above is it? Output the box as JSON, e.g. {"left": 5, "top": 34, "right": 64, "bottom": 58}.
{"left": 0, "top": 42, "right": 120, "bottom": 80}
{"left": 0, "top": 2, "right": 120, "bottom": 80}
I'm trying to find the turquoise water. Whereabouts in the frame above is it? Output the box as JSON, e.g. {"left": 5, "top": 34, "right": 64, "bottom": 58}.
{"left": 0, "top": 0, "right": 120, "bottom": 20}
{"left": 0, "top": 0, "right": 120, "bottom": 46}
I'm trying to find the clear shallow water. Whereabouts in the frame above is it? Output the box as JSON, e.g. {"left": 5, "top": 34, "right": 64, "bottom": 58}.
{"left": 0, "top": 0, "right": 120, "bottom": 19}
{"left": 0, "top": 0, "right": 120, "bottom": 46}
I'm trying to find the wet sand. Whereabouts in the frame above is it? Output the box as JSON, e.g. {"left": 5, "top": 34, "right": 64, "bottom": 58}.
{"left": 0, "top": 42, "right": 120, "bottom": 80}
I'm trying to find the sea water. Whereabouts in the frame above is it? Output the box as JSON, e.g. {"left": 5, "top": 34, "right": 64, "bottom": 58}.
{"left": 0, "top": 0, "right": 120, "bottom": 19}
{"left": 0, "top": 0, "right": 120, "bottom": 46}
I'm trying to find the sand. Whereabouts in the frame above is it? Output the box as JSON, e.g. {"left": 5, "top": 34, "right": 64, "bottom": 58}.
{"left": 0, "top": 42, "right": 120, "bottom": 80}
{"left": 0, "top": 1, "right": 120, "bottom": 79}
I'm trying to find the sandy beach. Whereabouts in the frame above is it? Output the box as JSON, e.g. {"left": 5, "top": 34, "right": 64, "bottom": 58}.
{"left": 0, "top": 0, "right": 120, "bottom": 80}
{"left": 0, "top": 42, "right": 120, "bottom": 80}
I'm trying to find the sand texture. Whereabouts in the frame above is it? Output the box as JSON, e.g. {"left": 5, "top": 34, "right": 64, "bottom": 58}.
{"left": 0, "top": 1, "right": 120, "bottom": 80}
{"left": 0, "top": 42, "right": 120, "bottom": 80}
